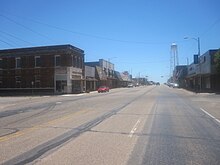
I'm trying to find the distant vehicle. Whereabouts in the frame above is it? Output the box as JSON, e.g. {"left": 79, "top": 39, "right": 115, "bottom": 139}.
{"left": 173, "top": 83, "right": 179, "bottom": 88}
{"left": 148, "top": 81, "right": 155, "bottom": 85}
{"left": 97, "top": 86, "right": 109, "bottom": 93}
{"left": 127, "top": 83, "right": 134, "bottom": 88}
{"left": 167, "top": 82, "right": 174, "bottom": 87}
{"left": 156, "top": 82, "right": 160, "bottom": 85}
{"left": 168, "top": 83, "right": 179, "bottom": 88}
{"left": 135, "top": 83, "right": 139, "bottom": 87}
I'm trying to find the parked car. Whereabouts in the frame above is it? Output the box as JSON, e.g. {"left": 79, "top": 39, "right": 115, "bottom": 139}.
{"left": 97, "top": 86, "right": 109, "bottom": 93}
{"left": 134, "top": 83, "right": 139, "bottom": 87}
{"left": 167, "top": 82, "right": 173, "bottom": 87}
{"left": 127, "top": 83, "right": 134, "bottom": 88}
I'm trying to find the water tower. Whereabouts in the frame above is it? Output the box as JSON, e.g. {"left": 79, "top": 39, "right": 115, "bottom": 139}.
{"left": 170, "top": 43, "right": 179, "bottom": 79}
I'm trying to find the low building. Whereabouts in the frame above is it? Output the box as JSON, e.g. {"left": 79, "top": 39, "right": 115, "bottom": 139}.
{"left": 200, "top": 49, "right": 220, "bottom": 92}
{"left": 0, "top": 44, "right": 84, "bottom": 95}
{"left": 186, "top": 63, "right": 198, "bottom": 90}
{"left": 85, "top": 65, "right": 96, "bottom": 92}
{"left": 95, "top": 66, "right": 108, "bottom": 88}
{"left": 186, "top": 49, "right": 220, "bottom": 92}
{"left": 114, "top": 71, "right": 123, "bottom": 88}
{"left": 120, "top": 71, "right": 132, "bottom": 87}
{"left": 85, "top": 59, "right": 117, "bottom": 88}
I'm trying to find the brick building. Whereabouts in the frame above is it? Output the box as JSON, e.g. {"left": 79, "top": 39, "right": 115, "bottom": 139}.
{"left": 0, "top": 44, "right": 84, "bottom": 95}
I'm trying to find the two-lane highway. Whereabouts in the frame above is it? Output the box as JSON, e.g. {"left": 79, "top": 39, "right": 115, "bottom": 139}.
{"left": 0, "top": 85, "right": 220, "bottom": 165}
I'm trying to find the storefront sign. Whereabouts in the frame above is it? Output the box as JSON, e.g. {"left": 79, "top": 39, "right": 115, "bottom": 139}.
{"left": 69, "top": 67, "right": 82, "bottom": 80}
{"left": 55, "top": 68, "right": 67, "bottom": 74}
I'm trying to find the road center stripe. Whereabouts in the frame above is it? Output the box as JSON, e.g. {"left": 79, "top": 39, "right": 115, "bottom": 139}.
{"left": 0, "top": 109, "right": 88, "bottom": 142}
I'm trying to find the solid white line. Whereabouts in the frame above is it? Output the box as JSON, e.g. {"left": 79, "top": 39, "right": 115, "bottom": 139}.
{"left": 62, "top": 94, "right": 85, "bottom": 97}
{"left": 128, "top": 119, "right": 141, "bottom": 138}
{"left": 200, "top": 108, "right": 220, "bottom": 124}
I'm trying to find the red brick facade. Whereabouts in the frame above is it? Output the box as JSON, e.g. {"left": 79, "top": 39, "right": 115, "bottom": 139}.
{"left": 0, "top": 45, "right": 84, "bottom": 95}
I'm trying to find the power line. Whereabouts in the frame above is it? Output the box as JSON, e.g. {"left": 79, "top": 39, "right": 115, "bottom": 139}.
{"left": 201, "top": 17, "right": 220, "bottom": 37}
{"left": 115, "top": 60, "right": 168, "bottom": 64}
{"left": 0, "top": 39, "right": 15, "bottom": 47}
{"left": 0, "top": 30, "right": 34, "bottom": 45}
{"left": 183, "top": 17, "right": 220, "bottom": 58}
{"left": 0, "top": 33, "right": 18, "bottom": 46}
{"left": 0, "top": 13, "right": 175, "bottom": 45}
{"left": 0, "top": 14, "right": 57, "bottom": 43}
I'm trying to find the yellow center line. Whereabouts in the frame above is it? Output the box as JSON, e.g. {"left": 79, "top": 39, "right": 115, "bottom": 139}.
{"left": 0, "top": 109, "right": 88, "bottom": 143}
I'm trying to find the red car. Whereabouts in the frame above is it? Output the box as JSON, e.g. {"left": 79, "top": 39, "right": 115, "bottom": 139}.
{"left": 97, "top": 86, "right": 109, "bottom": 93}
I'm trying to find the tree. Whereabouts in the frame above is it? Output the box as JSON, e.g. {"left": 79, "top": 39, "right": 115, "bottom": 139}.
{"left": 214, "top": 49, "right": 220, "bottom": 74}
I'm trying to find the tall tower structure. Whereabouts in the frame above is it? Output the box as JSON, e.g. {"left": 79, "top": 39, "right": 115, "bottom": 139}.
{"left": 170, "top": 43, "right": 179, "bottom": 80}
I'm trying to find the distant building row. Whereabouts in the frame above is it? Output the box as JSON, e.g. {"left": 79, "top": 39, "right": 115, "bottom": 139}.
{"left": 0, "top": 44, "right": 132, "bottom": 95}
{"left": 172, "top": 49, "right": 220, "bottom": 93}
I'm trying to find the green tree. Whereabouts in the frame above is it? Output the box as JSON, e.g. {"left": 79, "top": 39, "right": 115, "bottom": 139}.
{"left": 214, "top": 49, "right": 220, "bottom": 73}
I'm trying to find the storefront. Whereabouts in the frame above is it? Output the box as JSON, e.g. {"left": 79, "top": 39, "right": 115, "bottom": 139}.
{"left": 55, "top": 67, "right": 83, "bottom": 94}
{"left": 55, "top": 67, "right": 67, "bottom": 93}
{"left": 68, "top": 67, "right": 84, "bottom": 94}
{"left": 85, "top": 66, "right": 97, "bottom": 92}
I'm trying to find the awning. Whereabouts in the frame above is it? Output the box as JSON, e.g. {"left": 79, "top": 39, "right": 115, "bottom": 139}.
{"left": 114, "top": 71, "right": 123, "bottom": 81}
{"left": 96, "top": 66, "right": 107, "bottom": 80}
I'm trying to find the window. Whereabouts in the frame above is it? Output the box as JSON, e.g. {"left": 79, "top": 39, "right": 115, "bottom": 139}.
{"left": 0, "top": 58, "right": 2, "bottom": 69}
{"left": 72, "top": 55, "right": 74, "bottom": 66}
{"left": 203, "top": 56, "right": 206, "bottom": 63}
{"left": 77, "top": 57, "right": 81, "bottom": 68}
{"left": 35, "top": 56, "right": 41, "bottom": 67}
{"left": 16, "top": 57, "right": 21, "bottom": 68}
{"left": 72, "top": 56, "right": 77, "bottom": 67}
{"left": 55, "top": 55, "right": 61, "bottom": 67}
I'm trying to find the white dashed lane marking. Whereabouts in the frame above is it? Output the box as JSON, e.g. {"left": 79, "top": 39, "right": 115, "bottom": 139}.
{"left": 129, "top": 118, "right": 141, "bottom": 138}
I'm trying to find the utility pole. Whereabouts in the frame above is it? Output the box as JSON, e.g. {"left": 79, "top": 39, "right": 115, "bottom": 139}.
{"left": 184, "top": 37, "right": 201, "bottom": 92}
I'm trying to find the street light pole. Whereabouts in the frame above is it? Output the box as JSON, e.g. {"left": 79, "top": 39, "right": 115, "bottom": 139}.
{"left": 184, "top": 37, "right": 201, "bottom": 92}
{"left": 197, "top": 37, "right": 200, "bottom": 56}
{"left": 184, "top": 37, "right": 200, "bottom": 55}
{"left": 197, "top": 37, "right": 202, "bottom": 92}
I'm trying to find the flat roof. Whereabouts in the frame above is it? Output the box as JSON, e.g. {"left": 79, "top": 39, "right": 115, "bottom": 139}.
{"left": 0, "top": 44, "right": 84, "bottom": 57}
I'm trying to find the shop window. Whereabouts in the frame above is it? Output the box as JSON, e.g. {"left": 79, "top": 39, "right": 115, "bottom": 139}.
{"left": 56, "top": 80, "right": 67, "bottom": 93}
{"left": 205, "top": 77, "right": 210, "bottom": 89}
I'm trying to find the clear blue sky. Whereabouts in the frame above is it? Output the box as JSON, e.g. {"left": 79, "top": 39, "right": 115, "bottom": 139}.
{"left": 1, "top": 0, "right": 220, "bottom": 82}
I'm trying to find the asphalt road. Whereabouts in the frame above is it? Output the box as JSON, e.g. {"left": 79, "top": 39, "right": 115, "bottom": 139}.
{"left": 0, "top": 85, "right": 220, "bottom": 165}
